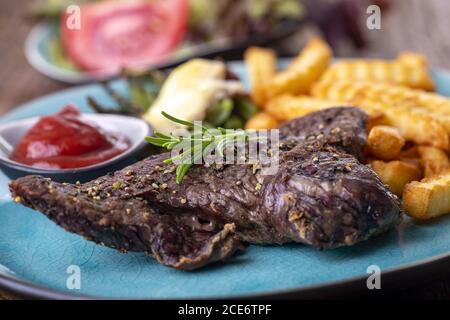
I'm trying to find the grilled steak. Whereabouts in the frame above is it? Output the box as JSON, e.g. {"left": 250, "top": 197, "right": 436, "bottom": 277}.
{"left": 9, "top": 107, "right": 401, "bottom": 270}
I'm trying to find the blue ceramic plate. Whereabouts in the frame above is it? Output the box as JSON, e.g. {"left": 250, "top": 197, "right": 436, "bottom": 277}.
{"left": 2, "top": 61, "right": 450, "bottom": 299}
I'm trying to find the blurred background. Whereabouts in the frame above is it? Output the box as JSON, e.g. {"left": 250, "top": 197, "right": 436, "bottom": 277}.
{"left": 1, "top": 0, "right": 449, "bottom": 116}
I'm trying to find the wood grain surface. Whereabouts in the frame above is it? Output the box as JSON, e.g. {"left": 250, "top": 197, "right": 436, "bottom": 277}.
{"left": 0, "top": 0, "right": 68, "bottom": 116}
{"left": 1, "top": 0, "right": 450, "bottom": 299}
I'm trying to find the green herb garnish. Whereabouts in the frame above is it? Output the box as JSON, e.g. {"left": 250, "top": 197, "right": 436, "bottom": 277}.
{"left": 145, "top": 112, "right": 257, "bottom": 184}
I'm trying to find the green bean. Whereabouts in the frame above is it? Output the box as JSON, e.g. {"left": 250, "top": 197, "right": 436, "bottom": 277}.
{"left": 205, "top": 98, "right": 234, "bottom": 126}
{"left": 223, "top": 115, "right": 244, "bottom": 129}
{"left": 234, "top": 96, "right": 258, "bottom": 121}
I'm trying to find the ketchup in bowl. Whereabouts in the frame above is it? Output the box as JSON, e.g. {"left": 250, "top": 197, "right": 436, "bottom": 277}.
{"left": 9, "top": 105, "right": 130, "bottom": 169}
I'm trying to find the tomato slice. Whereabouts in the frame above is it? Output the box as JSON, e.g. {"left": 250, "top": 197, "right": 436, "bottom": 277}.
{"left": 61, "top": 0, "right": 189, "bottom": 73}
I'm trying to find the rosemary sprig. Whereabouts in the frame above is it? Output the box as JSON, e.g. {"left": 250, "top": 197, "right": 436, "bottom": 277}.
{"left": 145, "top": 112, "right": 252, "bottom": 184}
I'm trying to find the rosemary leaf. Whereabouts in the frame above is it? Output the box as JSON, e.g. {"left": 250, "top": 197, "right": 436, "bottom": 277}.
{"left": 145, "top": 112, "right": 262, "bottom": 184}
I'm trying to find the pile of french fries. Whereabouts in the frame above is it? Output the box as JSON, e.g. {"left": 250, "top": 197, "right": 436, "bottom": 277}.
{"left": 244, "top": 37, "right": 450, "bottom": 220}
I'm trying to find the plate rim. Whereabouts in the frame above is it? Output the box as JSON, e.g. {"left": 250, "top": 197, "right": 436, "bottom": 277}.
{"left": 1, "top": 249, "right": 450, "bottom": 299}
{"left": 2, "top": 64, "right": 450, "bottom": 300}
{"left": 24, "top": 22, "right": 92, "bottom": 84}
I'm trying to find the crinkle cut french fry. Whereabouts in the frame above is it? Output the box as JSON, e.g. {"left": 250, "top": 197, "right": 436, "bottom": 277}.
{"left": 382, "top": 107, "right": 449, "bottom": 151}
{"left": 371, "top": 160, "right": 423, "bottom": 196}
{"left": 244, "top": 47, "right": 276, "bottom": 106}
{"left": 396, "top": 146, "right": 421, "bottom": 167}
{"left": 348, "top": 103, "right": 447, "bottom": 151}
{"left": 245, "top": 112, "right": 279, "bottom": 130}
{"left": 396, "top": 52, "right": 428, "bottom": 68}
{"left": 264, "top": 94, "right": 344, "bottom": 121}
{"left": 417, "top": 146, "right": 450, "bottom": 178}
{"left": 367, "top": 112, "right": 386, "bottom": 131}
{"left": 311, "top": 79, "right": 450, "bottom": 150}
{"left": 398, "top": 146, "right": 419, "bottom": 159}
{"left": 267, "top": 37, "right": 331, "bottom": 98}
{"left": 397, "top": 157, "right": 422, "bottom": 168}
{"left": 367, "top": 125, "right": 405, "bottom": 160}
{"left": 312, "top": 79, "right": 450, "bottom": 116}
{"left": 403, "top": 170, "right": 450, "bottom": 219}
{"left": 402, "top": 107, "right": 450, "bottom": 133}
{"left": 319, "top": 53, "right": 434, "bottom": 91}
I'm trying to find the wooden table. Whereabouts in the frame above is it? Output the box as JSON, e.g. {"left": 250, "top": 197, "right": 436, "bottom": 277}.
{"left": 1, "top": 0, "right": 450, "bottom": 299}
{"left": 0, "top": 0, "right": 68, "bottom": 116}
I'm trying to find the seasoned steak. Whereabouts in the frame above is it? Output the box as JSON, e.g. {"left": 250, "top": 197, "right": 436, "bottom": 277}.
{"left": 9, "top": 107, "right": 401, "bottom": 270}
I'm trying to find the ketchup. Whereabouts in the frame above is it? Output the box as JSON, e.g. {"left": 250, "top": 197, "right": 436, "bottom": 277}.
{"left": 10, "top": 105, "right": 130, "bottom": 169}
